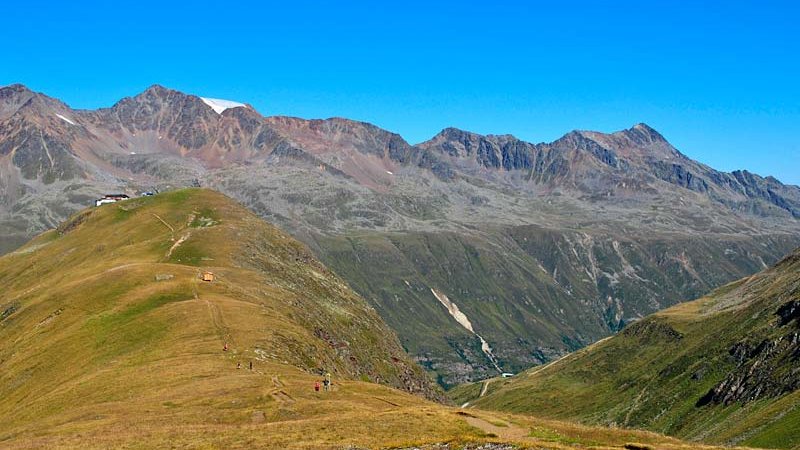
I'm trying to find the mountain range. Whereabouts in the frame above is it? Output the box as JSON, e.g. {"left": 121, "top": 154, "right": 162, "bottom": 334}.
{"left": 1, "top": 83, "right": 799, "bottom": 385}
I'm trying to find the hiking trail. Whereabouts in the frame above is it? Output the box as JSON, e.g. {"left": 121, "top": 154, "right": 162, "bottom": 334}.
{"left": 463, "top": 415, "right": 530, "bottom": 442}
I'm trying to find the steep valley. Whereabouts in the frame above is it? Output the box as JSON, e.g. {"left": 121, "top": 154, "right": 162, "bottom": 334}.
{"left": 462, "top": 246, "right": 800, "bottom": 448}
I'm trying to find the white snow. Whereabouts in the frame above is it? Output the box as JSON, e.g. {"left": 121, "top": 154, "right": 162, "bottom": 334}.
{"left": 200, "top": 97, "right": 246, "bottom": 114}
{"left": 56, "top": 114, "right": 75, "bottom": 125}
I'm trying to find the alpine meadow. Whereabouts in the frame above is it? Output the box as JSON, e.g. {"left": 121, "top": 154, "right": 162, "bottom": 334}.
{"left": 1, "top": 2, "right": 799, "bottom": 449}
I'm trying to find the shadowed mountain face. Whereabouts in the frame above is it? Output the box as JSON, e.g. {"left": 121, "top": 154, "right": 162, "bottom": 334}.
{"left": 467, "top": 247, "right": 800, "bottom": 448}
{"left": 1, "top": 83, "right": 799, "bottom": 385}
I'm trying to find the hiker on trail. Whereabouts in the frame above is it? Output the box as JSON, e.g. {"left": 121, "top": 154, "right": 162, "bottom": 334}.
{"left": 315, "top": 381, "right": 320, "bottom": 392}
{"left": 237, "top": 362, "right": 241, "bottom": 369}
{"left": 249, "top": 361, "right": 253, "bottom": 370}
{"left": 323, "top": 372, "right": 332, "bottom": 392}
{"left": 223, "top": 343, "right": 228, "bottom": 352}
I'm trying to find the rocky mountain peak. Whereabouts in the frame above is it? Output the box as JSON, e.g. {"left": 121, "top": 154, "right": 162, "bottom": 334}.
{"left": 429, "top": 127, "right": 482, "bottom": 143}
{"left": 139, "top": 83, "right": 174, "bottom": 98}
{"left": 575, "top": 123, "right": 680, "bottom": 165}
{"left": 0, "top": 83, "right": 34, "bottom": 96}
{"left": 11, "top": 93, "right": 45, "bottom": 113}
{"left": 487, "top": 133, "right": 521, "bottom": 143}
{"left": 137, "top": 84, "right": 200, "bottom": 106}
{"left": 0, "top": 90, "right": 77, "bottom": 130}
{"left": 91, "top": 85, "right": 220, "bottom": 148}
{"left": 266, "top": 115, "right": 412, "bottom": 158}
{"left": 623, "top": 122, "right": 668, "bottom": 144}
{"left": 0, "top": 84, "right": 40, "bottom": 120}
{"left": 216, "top": 102, "right": 264, "bottom": 129}
{"left": 108, "top": 84, "right": 211, "bottom": 114}
{"left": 419, "top": 127, "right": 481, "bottom": 158}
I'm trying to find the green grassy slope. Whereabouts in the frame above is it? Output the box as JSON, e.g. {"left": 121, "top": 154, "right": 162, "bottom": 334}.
{"left": 0, "top": 189, "right": 446, "bottom": 447}
{"left": 0, "top": 188, "right": 742, "bottom": 449}
{"left": 313, "top": 227, "right": 798, "bottom": 386}
{"left": 469, "top": 248, "right": 800, "bottom": 448}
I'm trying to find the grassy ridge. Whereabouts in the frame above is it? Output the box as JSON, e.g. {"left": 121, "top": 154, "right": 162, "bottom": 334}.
{"left": 0, "top": 189, "right": 440, "bottom": 446}
{"left": 468, "top": 249, "right": 800, "bottom": 448}
{"left": 0, "top": 188, "right": 752, "bottom": 449}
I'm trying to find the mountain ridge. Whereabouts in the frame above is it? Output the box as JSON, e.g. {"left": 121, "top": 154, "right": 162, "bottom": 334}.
{"left": 1, "top": 82, "right": 799, "bottom": 385}
{"left": 0, "top": 188, "right": 441, "bottom": 397}
{"left": 3, "top": 83, "right": 797, "bottom": 189}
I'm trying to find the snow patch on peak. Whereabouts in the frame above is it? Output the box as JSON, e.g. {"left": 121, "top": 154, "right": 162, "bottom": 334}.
{"left": 200, "top": 97, "right": 246, "bottom": 114}
{"left": 56, "top": 114, "right": 75, "bottom": 125}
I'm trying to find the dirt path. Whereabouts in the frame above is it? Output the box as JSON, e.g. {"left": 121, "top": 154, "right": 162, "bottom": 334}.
{"left": 479, "top": 379, "right": 492, "bottom": 397}
{"left": 464, "top": 416, "right": 530, "bottom": 442}
{"left": 165, "top": 232, "right": 191, "bottom": 259}
{"left": 270, "top": 375, "right": 295, "bottom": 405}
{"left": 371, "top": 396, "right": 401, "bottom": 407}
{"left": 271, "top": 390, "right": 295, "bottom": 405}
{"left": 522, "top": 335, "right": 614, "bottom": 379}
{"left": 204, "top": 298, "right": 231, "bottom": 346}
{"left": 151, "top": 213, "right": 175, "bottom": 232}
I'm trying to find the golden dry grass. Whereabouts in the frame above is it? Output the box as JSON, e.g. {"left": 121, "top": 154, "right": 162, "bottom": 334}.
{"left": 0, "top": 189, "right": 759, "bottom": 449}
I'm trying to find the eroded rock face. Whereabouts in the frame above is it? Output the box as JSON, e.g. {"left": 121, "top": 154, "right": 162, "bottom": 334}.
{"left": 622, "top": 318, "right": 683, "bottom": 342}
{"left": 777, "top": 300, "right": 800, "bottom": 326}
{"left": 696, "top": 333, "right": 800, "bottom": 406}
{"left": 697, "top": 301, "right": 800, "bottom": 407}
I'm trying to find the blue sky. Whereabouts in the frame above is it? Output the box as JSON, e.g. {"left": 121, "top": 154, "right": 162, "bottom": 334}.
{"left": 2, "top": 1, "right": 798, "bottom": 184}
